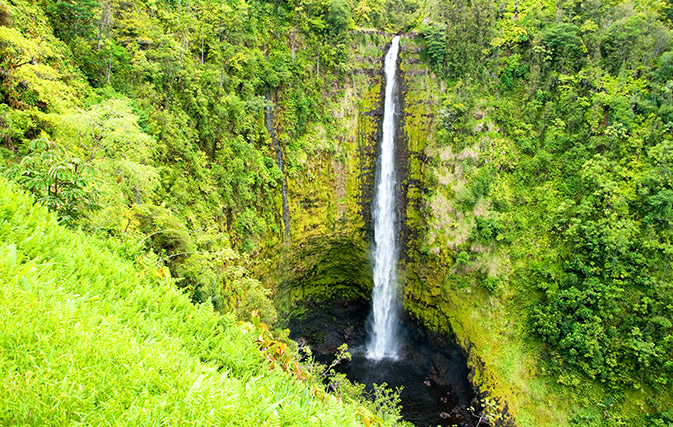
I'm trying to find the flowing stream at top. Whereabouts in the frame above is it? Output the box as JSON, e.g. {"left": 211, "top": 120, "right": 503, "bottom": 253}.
{"left": 367, "top": 36, "right": 401, "bottom": 361}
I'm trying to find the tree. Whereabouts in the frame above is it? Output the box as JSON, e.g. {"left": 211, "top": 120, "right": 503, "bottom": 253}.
{"left": 5, "top": 138, "right": 100, "bottom": 225}
{"left": 46, "top": 0, "right": 98, "bottom": 43}
{"left": 542, "top": 23, "right": 586, "bottom": 73}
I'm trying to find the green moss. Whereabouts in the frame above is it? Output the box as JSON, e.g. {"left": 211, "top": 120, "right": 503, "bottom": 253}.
{"left": 275, "top": 233, "right": 372, "bottom": 320}
{"left": 263, "top": 37, "right": 384, "bottom": 321}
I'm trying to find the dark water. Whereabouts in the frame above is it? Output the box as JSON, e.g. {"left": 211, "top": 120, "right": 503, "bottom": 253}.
{"left": 289, "top": 300, "right": 480, "bottom": 427}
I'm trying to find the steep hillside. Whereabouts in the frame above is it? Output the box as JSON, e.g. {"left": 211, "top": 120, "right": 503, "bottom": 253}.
{"left": 0, "top": 177, "right": 409, "bottom": 426}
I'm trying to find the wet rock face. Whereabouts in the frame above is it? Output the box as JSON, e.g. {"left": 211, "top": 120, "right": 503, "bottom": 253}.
{"left": 275, "top": 235, "right": 374, "bottom": 322}
{"left": 288, "top": 299, "right": 369, "bottom": 353}
{"left": 273, "top": 36, "right": 501, "bottom": 427}
{"left": 289, "top": 300, "right": 483, "bottom": 427}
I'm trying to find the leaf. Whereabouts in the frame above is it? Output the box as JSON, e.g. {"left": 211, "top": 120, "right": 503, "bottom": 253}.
{"left": 21, "top": 276, "right": 32, "bottom": 293}
{"left": 16, "top": 261, "right": 37, "bottom": 280}
{"left": 275, "top": 342, "right": 287, "bottom": 356}
{"left": 184, "top": 374, "right": 205, "bottom": 401}
{"left": 7, "top": 243, "right": 16, "bottom": 266}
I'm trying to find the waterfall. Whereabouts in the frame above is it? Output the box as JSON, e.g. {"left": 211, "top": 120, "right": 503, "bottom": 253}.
{"left": 367, "top": 36, "right": 401, "bottom": 361}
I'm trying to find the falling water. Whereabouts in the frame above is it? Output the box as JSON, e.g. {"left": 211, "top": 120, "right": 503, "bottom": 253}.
{"left": 367, "top": 36, "right": 401, "bottom": 361}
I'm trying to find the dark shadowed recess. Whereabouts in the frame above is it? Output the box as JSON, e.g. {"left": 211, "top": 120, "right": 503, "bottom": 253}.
{"left": 289, "top": 300, "right": 482, "bottom": 427}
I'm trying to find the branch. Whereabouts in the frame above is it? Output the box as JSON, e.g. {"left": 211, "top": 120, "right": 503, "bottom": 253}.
{"left": 476, "top": 412, "right": 485, "bottom": 427}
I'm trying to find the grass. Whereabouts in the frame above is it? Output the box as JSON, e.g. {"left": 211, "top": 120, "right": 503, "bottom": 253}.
{"left": 0, "top": 177, "right": 389, "bottom": 426}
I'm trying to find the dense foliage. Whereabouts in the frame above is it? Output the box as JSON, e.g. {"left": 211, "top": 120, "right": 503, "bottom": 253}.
{"left": 1, "top": 0, "right": 354, "bottom": 312}
{"left": 416, "top": 0, "right": 673, "bottom": 424}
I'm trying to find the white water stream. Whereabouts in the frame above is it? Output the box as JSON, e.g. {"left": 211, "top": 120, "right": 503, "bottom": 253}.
{"left": 367, "top": 36, "right": 401, "bottom": 361}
